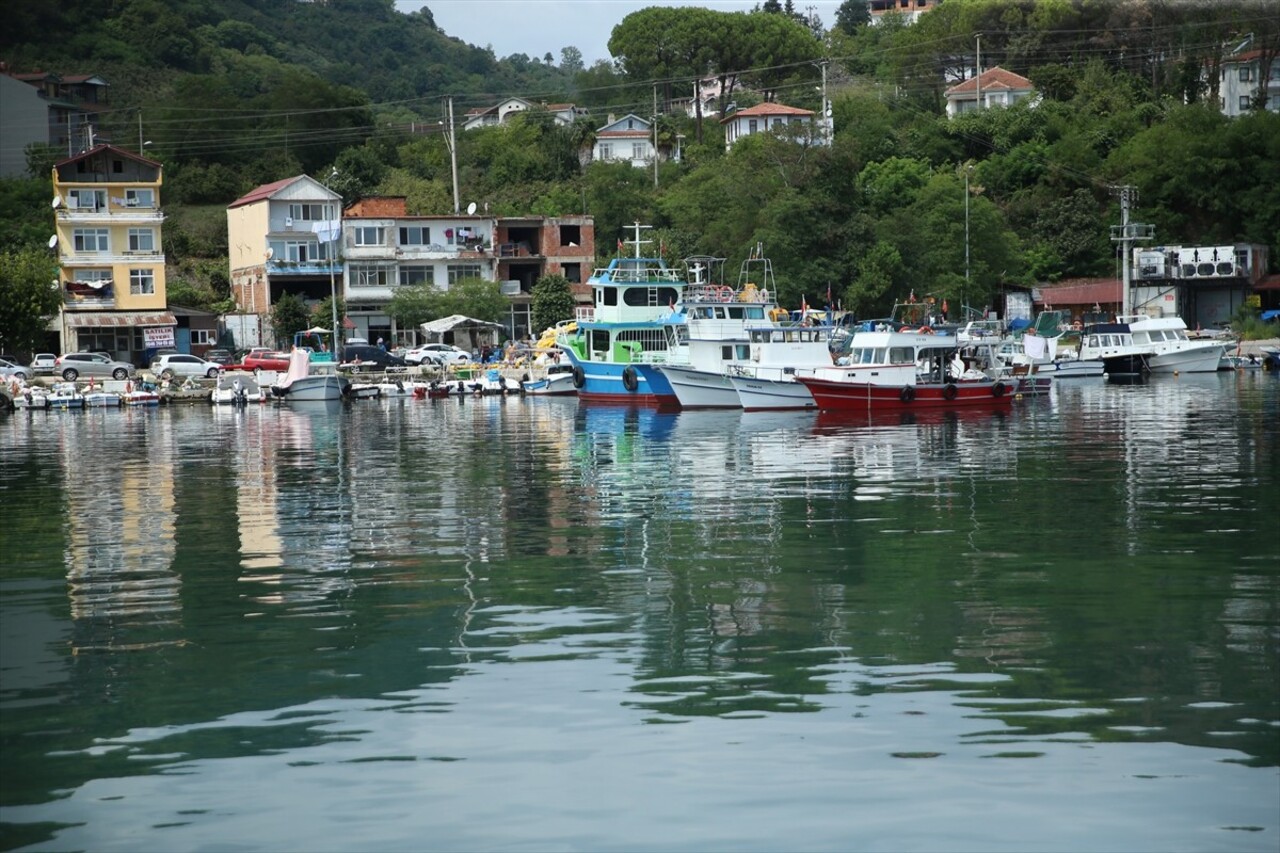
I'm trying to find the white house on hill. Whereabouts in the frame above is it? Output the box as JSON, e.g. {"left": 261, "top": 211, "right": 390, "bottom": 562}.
{"left": 593, "top": 114, "right": 655, "bottom": 167}
{"left": 944, "top": 66, "right": 1037, "bottom": 117}
{"left": 720, "top": 102, "right": 824, "bottom": 151}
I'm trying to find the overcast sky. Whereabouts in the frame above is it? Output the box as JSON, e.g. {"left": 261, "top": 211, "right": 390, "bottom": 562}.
{"left": 397, "top": 0, "right": 846, "bottom": 66}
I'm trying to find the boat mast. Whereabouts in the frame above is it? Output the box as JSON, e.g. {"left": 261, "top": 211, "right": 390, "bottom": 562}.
{"left": 1110, "top": 186, "right": 1154, "bottom": 320}
{"left": 625, "top": 221, "right": 653, "bottom": 258}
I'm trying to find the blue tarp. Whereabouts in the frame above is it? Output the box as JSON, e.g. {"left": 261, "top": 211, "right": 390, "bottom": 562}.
{"left": 1008, "top": 318, "right": 1032, "bottom": 331}
{"left": 1261, "top": 309, "right": 1280, "bottom": 322}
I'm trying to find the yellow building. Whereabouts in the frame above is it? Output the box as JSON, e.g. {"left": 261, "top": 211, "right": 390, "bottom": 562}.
{"left": 53, "top": 143, "right": 174, "bottom": 362}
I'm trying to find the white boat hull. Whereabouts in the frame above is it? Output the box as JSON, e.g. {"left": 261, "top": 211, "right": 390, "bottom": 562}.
{"left": 1037, "top": 359, "right": 1106, "bottom": 379}
{"left": 730, "top": 374, "right": 817, "bottom": 411}
{"left": 272, "top": 374, "right": 347, "bottom": 402}
{"left": 1147, "top": 343, "right": 1226, "bottom": 374}
{"left": 659, "top": 365, "right": 741, "bottom": 409}
{"left": 522, "top": 373, "right": 576, "bottom": 396}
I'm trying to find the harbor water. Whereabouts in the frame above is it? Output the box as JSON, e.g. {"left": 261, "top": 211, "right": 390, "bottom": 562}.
{"left": 1, "top": 373, "right": 1278, "bottom": 852}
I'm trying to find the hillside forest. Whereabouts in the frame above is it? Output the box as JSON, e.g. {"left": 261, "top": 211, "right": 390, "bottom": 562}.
{"left": 1, "top": 0, "right": 1278, "bottom": 331}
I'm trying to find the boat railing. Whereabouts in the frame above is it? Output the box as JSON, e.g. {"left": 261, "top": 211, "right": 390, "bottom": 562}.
{"left": 589, "top": 265, "right": 684, "bottom": 284}
{"left": 574, "top": 306, "right": 596, "bottom": 322}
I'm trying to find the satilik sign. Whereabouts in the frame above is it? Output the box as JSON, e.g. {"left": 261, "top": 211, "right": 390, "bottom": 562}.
{"left": 143, "top": 326, "right": 176, "bottom": 348}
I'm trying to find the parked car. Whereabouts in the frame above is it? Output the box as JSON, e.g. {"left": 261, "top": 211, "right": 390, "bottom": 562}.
{"left": 56, "top": 352, "right": 135, "bottom": 381}
{"left": 0, "top": 357, "right": 34, "bottom": 382}
{"left": 406, "top": 343, "right": 473, "bottom": 366}
{"left": 204, "top": 348, "right": 234, "bottom": 366}
{"left": 340, "top": 344, "right": 408, "bottom": 373}
{"left": 237, "top": 349, "right": 292, "bottom": 372}
{"left": 151, "top": 353, "right": 224, "bottom": 380}
{"left": 29, "top": 353, "right": 58, "bottom": 375}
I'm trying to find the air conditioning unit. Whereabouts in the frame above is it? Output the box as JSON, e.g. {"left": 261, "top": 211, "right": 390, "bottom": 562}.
{"left": 285, "top": 217, "right": 294, "bottom": 230}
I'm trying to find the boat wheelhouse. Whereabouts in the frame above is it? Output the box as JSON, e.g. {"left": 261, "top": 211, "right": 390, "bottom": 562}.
{"left": 559, "top": 223, "right": 686, "bottom": 405}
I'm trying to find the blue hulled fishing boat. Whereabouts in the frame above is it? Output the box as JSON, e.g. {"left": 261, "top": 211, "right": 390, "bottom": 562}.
{"left": 559, "top": 223, "right": 686, "bottom": 406}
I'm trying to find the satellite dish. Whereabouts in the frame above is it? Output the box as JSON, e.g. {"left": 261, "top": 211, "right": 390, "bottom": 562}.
{"left": 466, "top": 201, "right": 477, "bottom": 215}
{"left": 48, "top": 235, "right": 58, "bottom": 249}
{"left": 265, "top": 247, "right": 274, "bottom": 260}
{"left": 51, "top": 196, "right": 61, "bottom": 209}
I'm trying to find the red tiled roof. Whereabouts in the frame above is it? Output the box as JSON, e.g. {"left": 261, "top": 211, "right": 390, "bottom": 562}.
{"left": 946, "top": 66, "right": 1035, "bottom": 96}
{"left": 228, "top": 176, "right": 304, "bottom": 209}
{"left": 55, "top": 143, "right": 159, "bottom": 169}
{"left": 720, "top": 102, "right": 814, "bottom": 123}
{"left": 597, "top": 129, "right": 650, "bottom": 138}
{"left": 1034, "top": 279, "right": 1121, "bottom": 306}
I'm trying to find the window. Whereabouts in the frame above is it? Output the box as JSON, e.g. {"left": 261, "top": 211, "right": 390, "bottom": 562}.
{"left": 351, "top": 265, "right": 391, "bottom": 287}
{"left": 125, "top": 189, "right": 155, "bottom": 208}
{"left": 748, "top": 119, "right": 758, "bottom": 134}
{"left": 129, "top": 269, "right": 155, "bottom": 295}
{"left": 632, "top": 142, "right": 646, "bottom": 159}
{"left": 560, "top": 225, "right": 580, "bottom": 246}
{"left": 69, "top": 189, "right": 106, "bottom": 210}
{"left": 1240, "top": 95, "right": 1252, "bottom": 110}
{"left": 399, "top": 225, "right": 430, "bottom": 245}
{"left": 73, "top": 229, "right": 109, "bottom": 252}
{"left": 354, "top": 226, "right": 384, "bottom": 246}
{"left": 288, "top": 203, "right": 335, "bottom": 222}
{"left": 600, "top": 143, "right": 613, "bottom": 159}
{"left": 399, "top": 265, "right": 433, "bottom": 286}
{"left": 270, "top": 240, "right": 330, "bottom": 262}
{"left": 128, "top": 228, "right": 155, "bottom": 252}
{"left": 192, "top": 329, "right": 216, "bottom": 345}
{"left": 562, "top": 262, "right": 581, "bottom": 282}
{"left": 1239, "top": 66, "right": 1253, "bottom": 82}
{"left": 112, "top": 159, "right": 124, "bottom": 173}
{"left": 447, "top": 264, "right": 482, "bottom": 285}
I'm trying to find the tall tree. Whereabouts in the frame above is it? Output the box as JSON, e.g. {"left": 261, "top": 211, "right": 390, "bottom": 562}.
{"left": 834, "top": 0, "right": 871, "bottom": 35}
{"left": 0, "top": 248, "right": 60, "bottom": 357}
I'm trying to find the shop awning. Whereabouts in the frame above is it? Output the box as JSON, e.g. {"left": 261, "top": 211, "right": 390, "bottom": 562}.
{"left": 64, "top": 311, "right": 177, "bottom": 328}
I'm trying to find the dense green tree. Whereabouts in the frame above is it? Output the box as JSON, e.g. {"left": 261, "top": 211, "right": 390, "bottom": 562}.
{"left": 0, "top": 248, "right": 61, "bottom": 357}
{"left": 834, "top": 0, "right": 870, "bottom": 34}
{"left": 531, "top": 274, "right": 576, "bottom": 334}
{"left": 438, "top": 278, "right": 509, "bottom": 323}
{"left": 270, "top": 292, "right": 310, "bottom": 346}
{"left": 387, "top": 284, "right": 438, "bottom": 329}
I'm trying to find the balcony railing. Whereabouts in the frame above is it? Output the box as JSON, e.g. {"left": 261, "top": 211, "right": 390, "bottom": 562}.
{"left": 266, "top": 258, "right": 341, "bottom": 276}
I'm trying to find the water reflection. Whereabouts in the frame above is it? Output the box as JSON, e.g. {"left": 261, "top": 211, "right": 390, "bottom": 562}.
{"left": 1, "top": 376, "right": 1278, "bottom": 850}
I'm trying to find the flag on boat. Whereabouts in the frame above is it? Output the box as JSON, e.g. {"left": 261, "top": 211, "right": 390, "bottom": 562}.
{"left": 617, "top": 238, "right": 623, "bottom": 252}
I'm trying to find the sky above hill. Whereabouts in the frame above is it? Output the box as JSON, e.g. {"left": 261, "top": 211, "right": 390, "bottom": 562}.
{"left": 398, "top": 0, "right": 846, "bottom": 66}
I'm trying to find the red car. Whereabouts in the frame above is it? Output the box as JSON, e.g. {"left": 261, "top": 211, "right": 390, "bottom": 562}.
{"left": 232, "top": 349, "right": 291, "bottom": 372}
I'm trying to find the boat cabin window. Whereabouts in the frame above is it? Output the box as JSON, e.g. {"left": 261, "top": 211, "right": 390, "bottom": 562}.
{"left": 622, "top": 287, "right": 679, "bottom": 307}
{"left": 589, "top": 329, "right": 611, "bottom": 354}
{"left": 597, "top": 286, "right": 617, "bottom": 307}
{"left": 889, "top": 346, "right": 914, "bottom": 363}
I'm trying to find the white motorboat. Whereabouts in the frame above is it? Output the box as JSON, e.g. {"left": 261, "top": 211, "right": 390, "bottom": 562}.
{"left": 212, "top": 374, "right": 267, "bottom": 405}
{"left": 271, "top": 349, "right": 349, "bottom": 402}
{"left": 522, "top": 363, "right": 577, "bottom": 396}
{"left": 1126, "top": 315, "right": 1226, "bottom": 373}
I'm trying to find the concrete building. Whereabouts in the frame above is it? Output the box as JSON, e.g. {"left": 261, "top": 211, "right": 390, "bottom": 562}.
{"left": 0, "top": 70, "right": 108, "bottom": 177}
{"left": 52, "top": 144, "right": 171, "bottom": 363}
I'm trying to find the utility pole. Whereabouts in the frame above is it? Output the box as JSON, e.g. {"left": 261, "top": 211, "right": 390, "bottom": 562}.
{"left": 446, "top": 96, "right": 460, "bottom": 214}
{"left": 975, "top": 33, "right": 982, "bottom": 112}
{"left": 1110, "top": 185, "right": 1154, "bottom": 319}
{"left": 653, "top": 85, "right": 659, "bottom": 188}
{"left": 818, "top": 59, "right": 830, "bottom": 144}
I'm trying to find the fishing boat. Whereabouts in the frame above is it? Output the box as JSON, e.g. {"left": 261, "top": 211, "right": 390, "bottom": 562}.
{"left": 47, "top": 382, "right": 85, "bottom": 409}
{"left": 728, "top": 324, "right": 838, "bottom": 411}
{"left": 270, "top": 348, "right": 349, "bottom": 402}
{"left": 654, "top": 249, "right": 782, "bottom": 409}
{"left": 795, "top": 327, "right": 1016, "bottom": 412}
{"left": 522, "top": 363, "right": 577, "bottom": 396}
{"left": 558, "top": 222, "right": 686, "bottom": 405}
{"left": 12, "top": 385, "right": 50, "bottom": 409}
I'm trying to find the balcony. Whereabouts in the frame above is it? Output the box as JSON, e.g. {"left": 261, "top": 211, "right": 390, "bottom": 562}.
{"left": 63, "top": 280, "right": 116, "bottom": 307}
{"left": 61, "top": 252, "right": 167, "bottom": 267}
{"left": 266, "top": 258, "right": 341, "bottom": 276}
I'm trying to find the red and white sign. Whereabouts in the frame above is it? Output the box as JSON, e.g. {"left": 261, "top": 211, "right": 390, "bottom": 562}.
{"left": 144, "top": 326, "right": 175, "bottom": 348}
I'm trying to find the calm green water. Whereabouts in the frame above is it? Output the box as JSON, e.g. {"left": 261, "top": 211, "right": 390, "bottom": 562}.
{"left": 1, "top": 374, "right": 1278, "bottom": 852}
